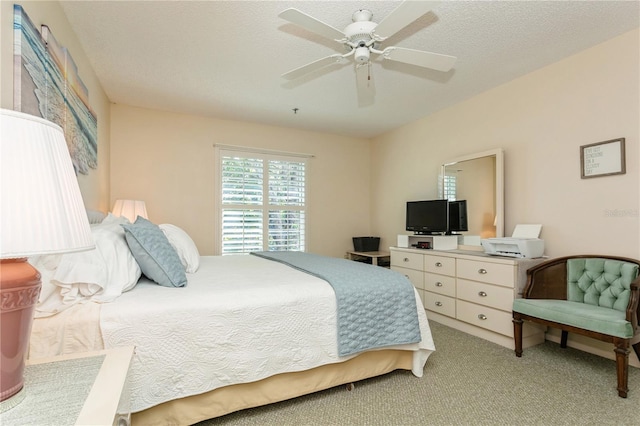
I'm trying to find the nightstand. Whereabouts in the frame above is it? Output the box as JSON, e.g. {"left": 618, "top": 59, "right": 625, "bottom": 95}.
{"left": 1, "top": 346, "right": 134, "bottom": 425}
{"left": 347, "top": 250, "right": 390, "bottom": 267}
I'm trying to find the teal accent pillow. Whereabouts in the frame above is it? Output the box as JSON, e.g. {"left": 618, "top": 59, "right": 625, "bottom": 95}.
{"left": 121, "top": 217, "right": 187, "bottom": 287}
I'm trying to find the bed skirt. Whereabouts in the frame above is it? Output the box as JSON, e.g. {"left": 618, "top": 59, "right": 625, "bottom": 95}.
{"left": 132, "top": 348, "right": 414, "bottom": 426}
{"left": 31, "top": 307, "right": 418, "bottom": 426}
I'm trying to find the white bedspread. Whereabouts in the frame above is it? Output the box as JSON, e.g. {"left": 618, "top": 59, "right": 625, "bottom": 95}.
{"left": 100, "top": 255, "right": 435, "bottom": 413}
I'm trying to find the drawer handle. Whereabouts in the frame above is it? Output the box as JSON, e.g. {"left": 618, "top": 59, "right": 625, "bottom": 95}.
{"left": 435, "top": 301, "right": 443, "bottom": 307}
{"left": 478, "top": 291, "right": 487, "bottom": 297}
{"left": 403, "top": 258, "right": 410, "bottom": 262}
{"left": 478, "top": 314, "right": 487, "bottom": 320}
{"left": 478, "top": 268, "right": 488, "bottom": 274}
{"left": 435, "top": 282, "right": 443, "bottom": 287}
{"left": 435, "top": 262, "right": 443, "bottom": 267}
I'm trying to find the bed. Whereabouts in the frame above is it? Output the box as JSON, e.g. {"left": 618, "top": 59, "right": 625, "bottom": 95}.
{"left": 28, "top": 213, "right": 435, "bottom": 425}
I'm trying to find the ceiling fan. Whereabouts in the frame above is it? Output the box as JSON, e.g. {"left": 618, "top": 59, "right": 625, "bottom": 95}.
{"left": 278, "top": 1, "right": 457, "bottom": 102}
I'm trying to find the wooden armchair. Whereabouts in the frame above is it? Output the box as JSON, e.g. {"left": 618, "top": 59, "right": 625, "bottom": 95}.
{"left": 512, "top": 255, "right": 640, "bottom": 397}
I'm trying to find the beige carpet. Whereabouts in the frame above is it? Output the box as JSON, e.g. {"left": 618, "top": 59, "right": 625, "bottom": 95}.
{"left": 198, "top": 321, "right": 640, "bottom": 425}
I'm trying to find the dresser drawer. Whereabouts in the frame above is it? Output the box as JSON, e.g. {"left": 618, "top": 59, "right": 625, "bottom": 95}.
{"left": 456, "top": 299, "right": 513, "bottom": 336}
{"left": 456, "top": 259, "right": 515, "bottom": 288}
{"left": 456, "top": 279, "right": 514, "bottom": 311}
{"left": 423, "top": 254, "right": 456, "bottom": 276}
{"left": 391, "top": 251, "right": 424, "bottom": 271}
{"left": 391, "top": 266, "right": 424, "bottom": 290}
{"left": 425, "top": 273, "right": 456, "bottom": 297}
{"left": 423, "top": 291, "right": 456, "bottom": 318}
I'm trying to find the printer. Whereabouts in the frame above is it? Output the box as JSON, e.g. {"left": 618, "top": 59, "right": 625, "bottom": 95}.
{"left": 481, "top": 224, "right": 544, "bottom": 259}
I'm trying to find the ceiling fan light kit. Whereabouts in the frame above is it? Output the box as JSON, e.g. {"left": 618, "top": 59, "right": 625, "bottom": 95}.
{"left": 354, "top": 46, "right": 370, "bottom": 63}
{"left": 279, "top": 1, "right": 457, "bottom": 101}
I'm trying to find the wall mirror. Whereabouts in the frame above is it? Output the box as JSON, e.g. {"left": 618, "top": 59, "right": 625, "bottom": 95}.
{"left": 440, "top": 148, "right": 504, "bottom": 247}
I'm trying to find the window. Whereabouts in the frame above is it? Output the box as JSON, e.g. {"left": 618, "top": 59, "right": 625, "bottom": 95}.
{"left": 442, "top": 174, "right": 457, "bottom": 201}
{"left": 218, "top": 148, "right": 307, "bottom": 254}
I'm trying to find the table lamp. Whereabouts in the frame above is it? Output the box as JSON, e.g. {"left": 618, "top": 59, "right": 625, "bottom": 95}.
{"left": 0, "top": 109, "right": 94, "bottom": 410}
{"left": 112, "top": 199, "right": 148, "bottom": 223}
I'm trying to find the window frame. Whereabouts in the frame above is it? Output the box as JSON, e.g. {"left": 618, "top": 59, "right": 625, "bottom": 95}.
{"left": 214, "top": 145, "right": 310, "bottom": 255}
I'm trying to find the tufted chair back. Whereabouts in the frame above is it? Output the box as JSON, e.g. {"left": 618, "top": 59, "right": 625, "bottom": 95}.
{"left": 567, "top": 258, "right": 640, "bottom": 312}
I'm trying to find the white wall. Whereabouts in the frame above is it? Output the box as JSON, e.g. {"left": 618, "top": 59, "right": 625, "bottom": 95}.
{"left": 2, "top": 3, "right": 637, "bottom": 260}
{"left": 0, "top": 1, "right": 111, "bottom": 211}
{"left": 110, "top": 104, "right": 371, "bottom": 257}
{"left": 371, "top": 29, "right": 639, "bottom": 260}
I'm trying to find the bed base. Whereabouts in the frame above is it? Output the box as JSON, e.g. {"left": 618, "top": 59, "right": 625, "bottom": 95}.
{"left": 132, "top": 349, "right": 413, "bottom": 426}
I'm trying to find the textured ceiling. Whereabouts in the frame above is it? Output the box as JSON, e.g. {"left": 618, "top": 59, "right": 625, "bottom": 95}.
{"left": 59, "top": 1, "right": 640, "bottom": 139}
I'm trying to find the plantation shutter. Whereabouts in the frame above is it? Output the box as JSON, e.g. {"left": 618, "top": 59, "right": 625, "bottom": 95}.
{"left": 443, "top": 175, "right": 457, "bottom": 201}
{"left": 219, "top": 149, "right": 307, "bottom": 254}
{"left": 268, "top": 160, "right": 306, "bottom": 251}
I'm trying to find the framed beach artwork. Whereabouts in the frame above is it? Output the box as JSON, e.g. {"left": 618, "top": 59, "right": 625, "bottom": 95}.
{"left": 13, "top": 4, "right": 97, "bottom": 175}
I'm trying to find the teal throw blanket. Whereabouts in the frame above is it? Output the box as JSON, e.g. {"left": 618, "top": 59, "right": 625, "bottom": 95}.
{"left": 251, "top": 251, "right": 421, "bottom": 357}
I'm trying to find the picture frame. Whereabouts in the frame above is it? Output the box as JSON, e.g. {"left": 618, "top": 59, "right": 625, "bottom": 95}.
{"left": 580, "top": 138, "right": 625, "bottom": 179}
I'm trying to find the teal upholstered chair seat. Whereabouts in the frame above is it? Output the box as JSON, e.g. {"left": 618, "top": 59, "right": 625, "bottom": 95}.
{"left": 512, "top": 255, "right": 640, "bottom": 398}
{"left": 513, "top": 299, "right": 633, "bottom": 338}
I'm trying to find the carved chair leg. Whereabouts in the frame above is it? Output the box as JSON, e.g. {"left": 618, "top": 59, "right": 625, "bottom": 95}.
{"left": 560, "top": 330, "right": 568, "bottom": 348}
{"left": 513, "top": 315, "right": 523, "bottom": 357}
{"left": 614, "top": 339, "right": 630, "bottom": 398}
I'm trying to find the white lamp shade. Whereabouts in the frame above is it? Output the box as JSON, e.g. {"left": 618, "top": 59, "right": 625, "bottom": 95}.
{"left": 112, "top": 199, "right": 148, "bottom": 223}
{"left": 0, "top": 109, "right": 94, "bottom": 258}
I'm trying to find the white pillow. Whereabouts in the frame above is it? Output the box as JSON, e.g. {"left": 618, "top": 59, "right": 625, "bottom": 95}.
{"left": 35, "top": 214, "right": 141, "bottom": 317}
{"left": 63, "top": 214, "right": 141, "bottom": 295}
{"left": 86, "top": 209, "right": 106, "bottom": 224}
{"left": 29, "top": 254, "right": 62, "bottom": 304}
{"left": 159, "top": 224, "right": 200, "bottom": 273}
{"left": 101, "top": 212, "right": 130, "bottom": 226}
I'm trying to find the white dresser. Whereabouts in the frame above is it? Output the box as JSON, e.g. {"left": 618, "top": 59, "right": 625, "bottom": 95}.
{"left": 391, "top": 247, "right": 545, "bottom": 349}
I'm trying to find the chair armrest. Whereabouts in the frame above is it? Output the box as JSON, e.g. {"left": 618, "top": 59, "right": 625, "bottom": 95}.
{"left": 626, "top": 277, "right": 640, "bottom": 333}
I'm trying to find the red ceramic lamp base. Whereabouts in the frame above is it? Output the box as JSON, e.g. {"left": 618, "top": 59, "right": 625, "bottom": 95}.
{"left": 0, "top": 259, "right": 41, "bottom": 403}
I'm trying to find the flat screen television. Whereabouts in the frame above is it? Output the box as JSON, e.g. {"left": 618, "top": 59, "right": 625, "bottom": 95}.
{"left": 405, "top": 199, "right": 449, "bottom": 235}
{"left": 448, "top": 200, "right": 468, "bottom": 234}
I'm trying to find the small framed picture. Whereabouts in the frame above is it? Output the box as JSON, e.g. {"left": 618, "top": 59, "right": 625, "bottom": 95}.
{"left": 580, "top": 138, "right": 625, "bottom": 179}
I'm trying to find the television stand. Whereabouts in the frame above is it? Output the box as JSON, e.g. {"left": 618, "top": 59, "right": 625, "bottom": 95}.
{"left": 346, "top": 250, "right": 390, "bottom": 267}
{"left": 397, "top": 234, "right": 458, "bottom": 250}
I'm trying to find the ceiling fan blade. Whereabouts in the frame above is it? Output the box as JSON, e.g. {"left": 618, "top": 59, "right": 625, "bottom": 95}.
{"left": 373, "top": 1, "right": 440, "bottom": 39}
{"left": 355, "top": 63, "right": 375, "bottom": 106}
{"left": 382, "top": 47, "right": 456, "bottom": 72}
{"left": 282, "top": 54, "right": 347, "bottom": 80}
{"left": 279, "top": 8, "right": 345, "bottom": 41}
